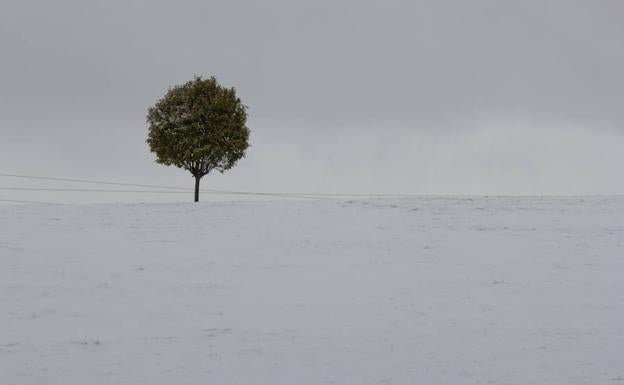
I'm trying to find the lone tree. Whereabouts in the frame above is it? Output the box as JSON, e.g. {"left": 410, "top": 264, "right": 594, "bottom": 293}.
{"left": 147, "top": 76, "right": 250, "bottom": 202}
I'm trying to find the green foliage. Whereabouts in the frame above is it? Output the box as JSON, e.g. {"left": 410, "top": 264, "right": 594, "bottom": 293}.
{"left": 146, "top": 76, "right": 250, "bottom": 179}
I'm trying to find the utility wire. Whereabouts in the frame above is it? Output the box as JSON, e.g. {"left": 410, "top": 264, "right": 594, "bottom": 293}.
{"left": 0, "top": 198, "right": 58, "bottom": 205}
{"left": 207, "top": 189, "right": 415, "bottom": 197}
{"left": 0, "top": 187, "right": 332, "bottom": 200}
{"left": 0, "top": 172, "right": 416, "bottom": 197}
{"left": 0, "top": 187, "right": 189, "bottom": 193}
{"left": 0, "top": 173, "right": 189, "bottom": 191}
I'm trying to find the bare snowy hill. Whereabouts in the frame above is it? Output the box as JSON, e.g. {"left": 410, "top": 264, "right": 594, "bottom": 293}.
{"left": 2, "top": 197, "right": 623, "bottom": 384}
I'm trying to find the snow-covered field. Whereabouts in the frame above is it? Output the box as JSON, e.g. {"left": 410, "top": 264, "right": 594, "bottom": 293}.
{"left": 1, "top": 197, "right": 623, "bottom": 385}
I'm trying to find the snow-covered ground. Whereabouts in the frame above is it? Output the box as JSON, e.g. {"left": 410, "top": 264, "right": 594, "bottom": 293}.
{"left": 1, "top": 196, "right": 623, "bottom": 385}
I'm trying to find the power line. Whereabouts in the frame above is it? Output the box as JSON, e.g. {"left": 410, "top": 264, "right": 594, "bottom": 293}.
{"left": 0, "top": 187, "right": 189, "bottom": 193}
{"left": 0, "top": 187, "right": 332, "bottom": 200}
{"left": 0, "top": 172, "right": 417, "bottom": 197}
{"left": 207, "top": 189, "right": 415, "bottom": 197}
{"left": 0, "top": 173, "right": 190, "bottom": 191}
{"left": 0, "top": 173, "right": 313, "bottom": 196}
{"left": 0, "top": 198, "right": 58, "bottom": 205}
{"left": 0, "top": 186, "right": 399, "bottom": 199}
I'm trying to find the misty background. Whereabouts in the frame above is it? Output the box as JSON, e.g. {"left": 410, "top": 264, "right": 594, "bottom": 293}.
{"left": 1, "top": 0, "right": 623, "bottom": 203}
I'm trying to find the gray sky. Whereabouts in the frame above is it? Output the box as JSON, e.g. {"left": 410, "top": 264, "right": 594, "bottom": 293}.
{"left": 1, "top": 0, "right": 623, "bottom": 202}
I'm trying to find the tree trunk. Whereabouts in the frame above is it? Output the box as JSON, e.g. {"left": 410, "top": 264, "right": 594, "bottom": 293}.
{"left": 194, "top": 175, "right": 201, "bottom": 202}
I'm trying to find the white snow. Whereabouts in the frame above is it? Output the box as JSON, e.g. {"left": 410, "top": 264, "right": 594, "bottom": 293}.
{"left": 1, "top": 197, "right": 623, "bottom": 384}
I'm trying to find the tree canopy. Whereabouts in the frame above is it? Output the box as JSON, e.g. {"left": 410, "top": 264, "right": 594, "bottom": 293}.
{"left": 146, "top": 76, "right": 250, "bottom": 201}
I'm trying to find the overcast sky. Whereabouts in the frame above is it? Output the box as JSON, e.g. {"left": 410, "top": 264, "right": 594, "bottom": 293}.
{"left": 1, "top": 0, "right": 623, "bottom": 202}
